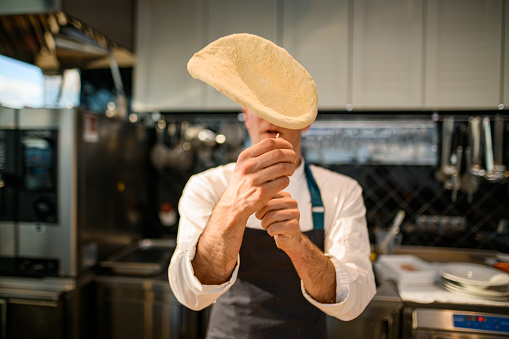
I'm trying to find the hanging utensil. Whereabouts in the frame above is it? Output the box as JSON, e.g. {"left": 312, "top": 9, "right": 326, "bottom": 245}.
{"left": 491, "top": 114, "right": 507, "bottom": 182}
{"left": 451, "top": 145, "right": 463, "bottom": 202}
{"left": 168, "top": 122, "right": 195, "bottom": 172}
{"left": 435, "top": 116, "right": 455, "bottom": 183}
{"left": 150, "top": 119, "right": 171, "bottom": 172}
{"left": 470, "top": 116, "right": 486, "bottom": 178}
{"left": 483, "top": 116, "right": 497, "bottom": 182}
{"left": 444, "top": 122, "right": 465, "bottom": 192}
{"left": 460, "top": 117, "right": 484, "bottom": 203}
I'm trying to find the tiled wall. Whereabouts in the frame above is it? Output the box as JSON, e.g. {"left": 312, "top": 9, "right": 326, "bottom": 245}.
{"left": 331, "top": 164, "right": 508, "bottom": 252}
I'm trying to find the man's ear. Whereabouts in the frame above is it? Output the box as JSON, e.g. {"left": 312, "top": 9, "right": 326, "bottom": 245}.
{"left": 242, "top": 107, "right": 250, "bottom": 128}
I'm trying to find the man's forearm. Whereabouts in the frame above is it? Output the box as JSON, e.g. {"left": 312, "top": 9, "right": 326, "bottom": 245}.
{"left": 285, "top": 234, "right": 336, "bottom": 304}
{"left": 191, "top": 201, "right": 248, "bottom": 285}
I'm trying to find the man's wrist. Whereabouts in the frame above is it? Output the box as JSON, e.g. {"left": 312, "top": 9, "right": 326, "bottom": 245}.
{"left": 283, "top": 233, "right": 309, "bottom": 262}
{"left": 214, "top": 198, "right": 250, "bottom": 225}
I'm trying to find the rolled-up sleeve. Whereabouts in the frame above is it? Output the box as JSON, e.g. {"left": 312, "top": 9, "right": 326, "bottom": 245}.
{"left": 169, "top": 242, "right": 239, "bottom": 310}
{"left": 168, "top": 165, "right": 239, "bottom": 311}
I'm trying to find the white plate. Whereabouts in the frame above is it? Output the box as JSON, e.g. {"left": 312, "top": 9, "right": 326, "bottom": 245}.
{"left": 496, "top": 252, "right": 509, "bottom": 262}
{"left": 440, "top": 277, "right": 509, "bottom": 297}
{"left": 440, "top": 279, "right": 509, "bottom": 302}
{"left": 440, "top": 262, "right": 509, "bottom": 287}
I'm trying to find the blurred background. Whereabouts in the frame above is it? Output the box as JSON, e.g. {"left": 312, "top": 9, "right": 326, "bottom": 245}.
{"left": 0, "top": 0, "right": 508, "bottom": 338}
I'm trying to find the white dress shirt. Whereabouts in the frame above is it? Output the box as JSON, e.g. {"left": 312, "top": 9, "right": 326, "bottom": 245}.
{"left": 169, "top": 160, "right": 376, "bottom": 321}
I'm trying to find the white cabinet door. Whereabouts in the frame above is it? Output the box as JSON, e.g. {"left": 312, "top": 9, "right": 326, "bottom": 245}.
{"left": 204, "top": 0, "right": 279, "bottom": 110}
{"left": 351, "top": 0, "right": 423, "bottom": 109}
{"left": 282, "top": 0, "right": 349, "bottom": 110}
{"left": 133, "top": 0, "right": 204, "bottom": 112}
{"left": 425, "top": 0, "right": 502, "bottom": 109}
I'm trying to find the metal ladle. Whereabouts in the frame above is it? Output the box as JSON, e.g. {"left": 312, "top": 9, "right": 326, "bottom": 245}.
{"left": 487, "top": 114, "right": 507, "bottom": 183}
{"left": 435, "top": 116, "right": 455, "bottom": 183}
{"left": 481, "top": 116, "right": 506, "bottom": 183}
{"left": 469, "top": 116, "right": 486, "bottom": 178}
{"left": 460, "top": 117, "right": 482, "bottom": 203}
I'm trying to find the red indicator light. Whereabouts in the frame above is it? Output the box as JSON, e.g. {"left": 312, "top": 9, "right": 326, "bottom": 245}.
{"left": 478, "top": 317, "right": 483, "bottom": 322}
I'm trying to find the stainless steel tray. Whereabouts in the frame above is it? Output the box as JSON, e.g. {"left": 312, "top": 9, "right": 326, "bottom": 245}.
{"left": 99, "top": 238, "right": 176, "bottom": 276}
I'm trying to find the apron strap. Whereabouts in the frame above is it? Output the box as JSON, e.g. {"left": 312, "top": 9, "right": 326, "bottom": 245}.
{"left": 304, "top": 162, "right": 324, "bottom": 230}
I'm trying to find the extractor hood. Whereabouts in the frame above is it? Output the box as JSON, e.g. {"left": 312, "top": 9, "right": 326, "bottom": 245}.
{"left": 0, "top": 0, "right": 135, "bottom": 72}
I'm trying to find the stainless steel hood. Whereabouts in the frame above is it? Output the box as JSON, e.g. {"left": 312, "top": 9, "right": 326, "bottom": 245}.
{"left": 0, "top": 0, "right": 135, "bottom": 72}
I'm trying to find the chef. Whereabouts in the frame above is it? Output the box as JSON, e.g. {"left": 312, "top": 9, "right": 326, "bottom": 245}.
{"left": 169, "top": 33, "right": 376, "bottom": 338}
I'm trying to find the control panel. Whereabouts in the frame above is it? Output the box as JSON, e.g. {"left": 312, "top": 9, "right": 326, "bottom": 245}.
{"left": 413, "top": 308, "right": 509, "bottom": 336}
{"left": 453, "top": 314, "right": 509, "bottom": 334}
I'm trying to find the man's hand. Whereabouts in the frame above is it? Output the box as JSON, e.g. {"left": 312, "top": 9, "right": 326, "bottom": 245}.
{"left": 221, "top": 138, "right": 297, "bottom": 220}
{"left": 192, "top": 137, "right": 296, "bottom": 285}
{"left": 256, "top": 191, "right": 337, "bottom": 304}
{"left": 255, "top": 191, "right": 303, "bottom": 252}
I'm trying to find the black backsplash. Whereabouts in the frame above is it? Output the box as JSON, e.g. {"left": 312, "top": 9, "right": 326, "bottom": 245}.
{"left": 329, "top": 164, "right": 509, "bottom": 252}
{"left": 148, "top": 112, "right": 509, "bottom": 253}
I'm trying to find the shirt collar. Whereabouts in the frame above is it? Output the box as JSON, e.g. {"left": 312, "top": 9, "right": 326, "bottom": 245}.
{"left": 291, "top": 158, "right": 306, "bottom": 183}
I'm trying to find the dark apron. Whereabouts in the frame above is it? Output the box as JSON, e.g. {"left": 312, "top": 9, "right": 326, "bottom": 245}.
{"left": 206, "top": 163, "right": 327, "bottom": 339}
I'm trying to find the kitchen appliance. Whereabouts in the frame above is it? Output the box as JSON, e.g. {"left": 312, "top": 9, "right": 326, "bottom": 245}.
{"left": 410, "top": 308, "right": 509, "bottom": 338}
{"left": 0, "top": 108, "right": 147, "bottom": 278}
{"left": 0, "top": 108, "right": 148, "bottom": 339}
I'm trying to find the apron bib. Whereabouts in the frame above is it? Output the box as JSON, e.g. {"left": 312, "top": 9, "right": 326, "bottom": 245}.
{"left": 206, "top": 163, "right": 326, "bottom": 339}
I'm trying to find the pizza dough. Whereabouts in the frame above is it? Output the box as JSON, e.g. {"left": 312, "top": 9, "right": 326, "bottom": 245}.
{"left": 187, "top": 33, "right": 318, "bottom": 129}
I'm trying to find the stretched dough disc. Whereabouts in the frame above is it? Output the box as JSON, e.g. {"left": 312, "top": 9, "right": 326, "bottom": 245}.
{"left": 187, "top": 33, "right": 318, "bottom": 129}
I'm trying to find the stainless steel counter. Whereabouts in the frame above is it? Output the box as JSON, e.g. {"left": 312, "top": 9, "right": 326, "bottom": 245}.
{"left": 0, "top": 276, "right": 76, "bottom": 301}
{"left": 95, "top": 273, "right": 202, "bottom": 339}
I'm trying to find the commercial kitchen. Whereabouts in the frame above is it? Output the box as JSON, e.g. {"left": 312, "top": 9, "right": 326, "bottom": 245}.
{"left": 1, "top": 0, "right": 509, "bottom": 338}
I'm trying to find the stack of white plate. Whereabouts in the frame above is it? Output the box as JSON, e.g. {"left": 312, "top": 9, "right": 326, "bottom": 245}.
{"left": 439, "top": 262, "right": 509, "bottom": 302}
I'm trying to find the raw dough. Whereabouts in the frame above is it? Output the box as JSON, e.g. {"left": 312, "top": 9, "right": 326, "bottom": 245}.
{"left": 187, "top": 33, "right": 318, "bottom": 129}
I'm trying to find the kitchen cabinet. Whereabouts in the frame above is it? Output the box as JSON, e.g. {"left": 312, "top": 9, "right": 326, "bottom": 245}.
{"left": 282, "top": 0, "right": 349, "bottom": 110}
{"left": 133, "top": 0, "right": 506, "bottom": 112}
{"left": 5, "top": 298, "right": 67, "bottom": 339}
{"left": 0, "top": 277, "right": 80, "bottom": 339}
{"left": 133, "top": 0, "right": 204, "bottom": 112}
{"left": 351, "top": 0, "right": 423, "bottom": 110}
{"left": 133, "top": 0, "right": 277, "bottom": 112}
{"left": 424, "top": 0, "right": 503, "bottom": 109}
{"left": 204, "top": 0, "right": 278, "bottom": 110}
